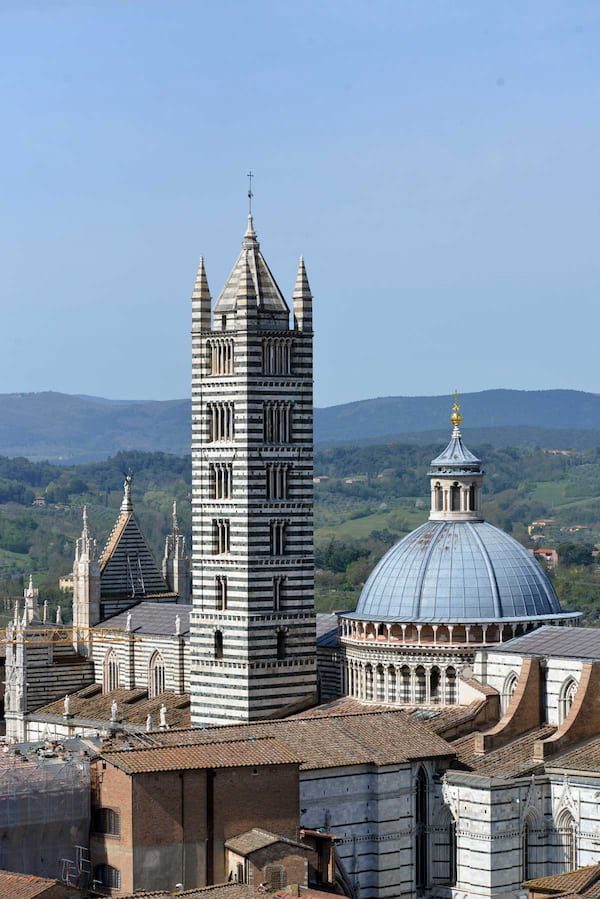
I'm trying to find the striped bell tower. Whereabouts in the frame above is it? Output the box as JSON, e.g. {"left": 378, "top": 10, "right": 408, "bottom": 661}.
{"left": 190, "top": 214, "right": 316, "bottom": 725}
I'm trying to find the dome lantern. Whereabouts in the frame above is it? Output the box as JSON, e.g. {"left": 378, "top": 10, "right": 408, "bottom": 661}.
{"left": 429, "top": 396, "right": 484, "bottom": 522}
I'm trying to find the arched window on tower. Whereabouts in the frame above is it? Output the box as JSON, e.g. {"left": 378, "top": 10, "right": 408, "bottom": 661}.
{"left": 148, "top": 651, "right": 166, "bottom": 698}
{"left": 415, "top": 767, "right": 429, "bottom": 891}
{"left": 450, "top": 482, "right": 461, "bottom": 512}
{"left": 103, "top": 651, "right": 120, "bottom": 693}
{"left": 501, "top": 671, "right": 518, "bottom": 714}
{"left": 214, "top": 630, "right": 224, "bottom": 659}
{"left": 434, "top": 483, "right": 443, "bottom": 512}
{"left": 558, "top": 677, "right": 578, "bottom": 724}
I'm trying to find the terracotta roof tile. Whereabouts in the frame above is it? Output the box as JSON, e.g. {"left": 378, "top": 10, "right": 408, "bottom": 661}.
{"left": 35, "top": 686, "right": 190, "bottom": 730}
{"left": 101, "top": 736, "right": 300, "bottom": 773}
{"left": 107, "top": 709, "right": 454, "bottom": 770}
{"left": 118, "top": 886, "right": 254, "bottom": 899}
{"left": 0, "top": 869, "right": 69, "bottom": 899}
{"left": 524, "top": 861, "right": 600, "bottom": 893}
{"left": 453, "top": 725, "right": 555, "bottom": 777}
{"left": 225, "top": 828, "right": 309, "bottom": 856}
{"left": 547, "top": 736, "right": 600, "bottom": 773}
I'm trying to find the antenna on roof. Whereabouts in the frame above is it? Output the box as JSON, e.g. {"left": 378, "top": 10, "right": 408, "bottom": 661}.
{"left": 247, "top": 170, "right": 254, "bottom": 215}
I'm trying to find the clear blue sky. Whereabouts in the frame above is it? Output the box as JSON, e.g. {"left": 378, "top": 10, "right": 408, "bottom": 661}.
{"left": 1, "top": 1, "right": 599, "bottom": 407}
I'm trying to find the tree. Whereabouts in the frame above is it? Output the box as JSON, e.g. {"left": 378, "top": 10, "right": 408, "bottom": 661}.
{"left": 557, "top": 542, "right": 595, "bottom": 567}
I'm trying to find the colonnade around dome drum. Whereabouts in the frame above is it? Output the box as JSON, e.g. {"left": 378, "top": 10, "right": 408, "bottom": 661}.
{"left": 340, "top": 614, "right": 578, "bottom": 706}
{"left": 344, "top": 658, "right": 459, "bottom": 704}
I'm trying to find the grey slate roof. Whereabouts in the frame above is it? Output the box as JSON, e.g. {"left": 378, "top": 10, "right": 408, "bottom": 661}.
{"left": 352, "top": 520, "right": 575, "bottom": 623}
{"left": 100, "top": 602, "right": 190, "bottom": 637}
{"left": 491, "top": 625, "right": 599, "bottom": 660}
{"left": 316, "top": 613, "right": 339, "bottom": 648}
{"left": 429, "top": 428, "right": 482, "bottom": 475}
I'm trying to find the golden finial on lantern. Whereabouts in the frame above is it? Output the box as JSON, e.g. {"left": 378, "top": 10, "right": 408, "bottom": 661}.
{"left": 450, "top": 390, "right": 463, "bottom": 429}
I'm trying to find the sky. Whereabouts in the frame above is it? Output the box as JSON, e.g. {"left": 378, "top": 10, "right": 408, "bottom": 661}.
{"left": 0, "top": 0, "right": 599, "bottom": 408}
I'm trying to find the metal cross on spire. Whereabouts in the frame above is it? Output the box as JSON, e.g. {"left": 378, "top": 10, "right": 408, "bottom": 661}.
{"left": 247, "top": 171, "right": 254, "bottom": 214}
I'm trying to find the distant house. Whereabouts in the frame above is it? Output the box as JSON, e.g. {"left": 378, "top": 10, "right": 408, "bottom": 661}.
{"left": 531, "top": 548, "right": 559, "bottom": 570}
{"left": 32, "top": 496, "right": 46, "bottom": 507}
{"left": 313, "top": 476, "right": 330, "bottom": 484}
{"left": 58, "top": 574, "right": 74, "bottom": 593}
{"left": 543, "top": 448, "right": 574, "bottom": 456}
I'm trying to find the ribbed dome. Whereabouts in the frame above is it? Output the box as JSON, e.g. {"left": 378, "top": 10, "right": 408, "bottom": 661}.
{"left": 355, "top": 520, "right": 568, "bottom": 623}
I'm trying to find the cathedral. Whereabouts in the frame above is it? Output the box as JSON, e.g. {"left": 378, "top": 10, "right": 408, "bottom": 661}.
{"left": 6, "top": 212, "right": 600, "bottom": 899}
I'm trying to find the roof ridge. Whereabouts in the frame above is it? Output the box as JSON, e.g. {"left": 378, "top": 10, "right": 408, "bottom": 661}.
{"left": 102, "top": 733, "right": 282, "bottom": 756}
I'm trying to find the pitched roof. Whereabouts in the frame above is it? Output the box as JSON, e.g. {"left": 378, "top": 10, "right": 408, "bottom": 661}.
{"left": 101, "top": 736, "right": 300, "bottom": 773}
{"left": 34, "top": 686, "right": 190, "bottom": 730}
{"left": 546, "top": 735, "right": 600, "bottom": 773}
{"left": 0, "top": 869, "right": 72, "bottom": 899}
{"left": 214, "top": 216, "right": 289, "bottom": 315}
{"left": 99, "top": 511, "right": 171, "bottom": 599}
{"left": 453, "top": 725, "right": 555, "bottom": 778}
{"left": 108, "top": 708, "right": 454, "bottom": 771}
{"left": 119, "top": 886, "right": 255, "bottom": 899}
{"left": 294, "top": 696, "right": 487, "bottom": 739}
{"left": 99, "top": 602, "right": 190, "bottom": 637}
{"left": 524, "top": 861, "right": 600, "bottom": 894}
{"left": 492, "top": 625, "right": 600, "bottom": 661}
{"left": 225, "top": 828, "right": 309, "bottom": 856}
{"left": 315, "top": 613, "right": 339, "bottom": 648}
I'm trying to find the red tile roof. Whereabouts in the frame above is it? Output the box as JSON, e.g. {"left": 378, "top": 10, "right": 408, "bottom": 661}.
{"left": 104, "top": 708, "right": 454, "bottom": 771}
{"left": 0, "top": 869, "right": 73, "bottom": 899}
{"left": 524, "top": 861, "right": 600, "bottom": 894}
{"left": 101, "top": 736, "right": 300, "bottom": 774}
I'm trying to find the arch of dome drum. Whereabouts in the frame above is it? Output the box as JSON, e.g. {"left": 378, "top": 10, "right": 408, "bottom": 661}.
{"left": 339, "top": 403, "right": 579, "bottom": 705}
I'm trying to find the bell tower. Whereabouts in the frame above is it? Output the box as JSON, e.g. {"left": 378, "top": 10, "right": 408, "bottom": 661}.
{"left": 190, "top": 212, "right": 317, "bottom": 725}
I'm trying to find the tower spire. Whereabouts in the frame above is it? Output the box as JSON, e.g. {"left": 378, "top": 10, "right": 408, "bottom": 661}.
{"left": 191, "top": 256, "right": 212, "bottom": 332}
{"left": 293, "top": 256, "right": 313, "bottom": 332}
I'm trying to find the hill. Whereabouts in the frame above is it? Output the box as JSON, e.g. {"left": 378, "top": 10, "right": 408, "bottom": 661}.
{"left": 1, "top": 444, "right": 600, "bottom": 624}
{"left": 2, "top": 389, "right": 600, "bottom": 461}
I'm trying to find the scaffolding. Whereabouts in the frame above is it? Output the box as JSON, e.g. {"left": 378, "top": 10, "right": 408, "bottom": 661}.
{"left": 0, "top": 745, "right": 90, "bottom": 881}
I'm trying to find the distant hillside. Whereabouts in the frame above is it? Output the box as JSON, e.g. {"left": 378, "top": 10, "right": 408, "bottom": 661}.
{"left": 314, "top": 389, "right": 600, "bottom": 443}
{"left": 0, "top": 393, "right": 190, "bottom": 461}
{"left": 2, "top": 389, "right": 600, "bottom": 461}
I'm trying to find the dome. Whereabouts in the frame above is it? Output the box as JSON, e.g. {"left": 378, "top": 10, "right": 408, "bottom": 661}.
{"left": 354, "top": 520, "right": 568, "bottom": 623}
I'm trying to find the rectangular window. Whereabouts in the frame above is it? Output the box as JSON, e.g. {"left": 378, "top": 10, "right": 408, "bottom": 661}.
{"left": 210, "top": 463, "right": 233, "bottom": 499}
{"left": 212, "top": 519, "right": 230, "bottom": 554}
{"left": 92, "top": 807, "right": 121, "bottom": 836}
{"left": 208, "top": 402, "right": 235, "bottom": 442}
{"left": 270, "top": 520, "right": 287, "bottom": 556}
{"left": 215, "top": 575, "right": 228, "bottom": 611}
{"left": 266, "top": 464, "right": 289, "bottom": 500}
{"left": 208, "top": 338, "right": 234, "bottom": 375}
{"left": 263, "top": 402, "right": 292, "bottom": 444}
{"left": 262, "top": 338, "right": 292, "bottom": 374}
